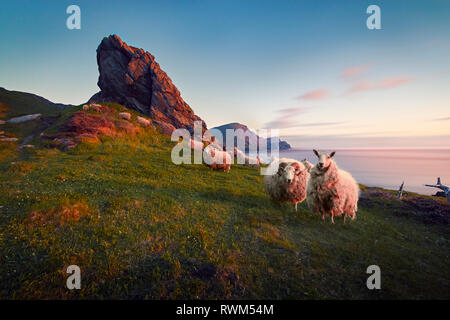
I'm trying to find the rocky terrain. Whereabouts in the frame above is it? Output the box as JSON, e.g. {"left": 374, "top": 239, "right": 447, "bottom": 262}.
{"left": 88, "top": 35, "right": 206, "bottom": 135}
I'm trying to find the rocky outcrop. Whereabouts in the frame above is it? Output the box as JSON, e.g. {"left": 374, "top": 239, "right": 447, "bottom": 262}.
{"left": 89, "top": 35, "right": 206, "bottom": 134}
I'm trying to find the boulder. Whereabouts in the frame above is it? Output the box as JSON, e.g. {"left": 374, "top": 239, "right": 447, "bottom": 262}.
{"left": 19, "top": 144, "right": 35, "bottom": 149}
{"left": 0, "top": 137, "right": 18, "bottom": 142}
{"left": 7, "top": 114, "right": 41, "bottom": 124}
{"left": 88, "top": 34, "right": 206, "bottom": 134}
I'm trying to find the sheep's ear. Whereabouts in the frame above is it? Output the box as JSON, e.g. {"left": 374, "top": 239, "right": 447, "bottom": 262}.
{"left": 329, "top": 151, "right": 336, "bottom": 158}
{"left": 277, "top": 162, "right": 287, "bottom": 175}
{"left": 313, "top": 149, "right": 319, "bottom": 157}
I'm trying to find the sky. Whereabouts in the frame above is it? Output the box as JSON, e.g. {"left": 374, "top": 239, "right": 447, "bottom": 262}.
{"left": 0, "top": 0, "right": 449, "bottom": 148}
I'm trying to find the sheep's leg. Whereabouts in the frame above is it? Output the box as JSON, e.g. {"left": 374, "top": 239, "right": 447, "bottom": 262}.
{"left": 343, "top": 215, "right": 346, "bottom": 224}
{"left": 331, "top": 214, "right": 334, "bottom": 224}
{"left": 322, "top": 211, "right": 325, "bottom": 221}
{"left": 295, "top": 202, "right": 298, "bottom": 212}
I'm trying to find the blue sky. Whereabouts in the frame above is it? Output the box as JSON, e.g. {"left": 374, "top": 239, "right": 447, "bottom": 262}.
{"left": 0, "top": 0, "right": 449, "bottom": 148}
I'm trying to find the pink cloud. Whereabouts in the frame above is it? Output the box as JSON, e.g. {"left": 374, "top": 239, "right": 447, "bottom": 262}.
{"left": 341, "top": 63, "right": 373, "bottom": 78}
{"left": 378, "top": 76, "right": 412, "bottom": 89}
{"left": 348, "top": 80, "right": 372, "bottom": 93}
{"left": 347, "top": 76, "right": 412, "bottom": 93}
{"left": 299, "top": 88, "right": 329, "bottom": 100}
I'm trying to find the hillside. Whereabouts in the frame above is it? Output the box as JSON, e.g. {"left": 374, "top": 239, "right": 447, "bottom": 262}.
{"left": 0, "top": 87, "right": 74, "bottom": 141}
{"left": 0, "top": 103, "right": 449, "bottom": 299}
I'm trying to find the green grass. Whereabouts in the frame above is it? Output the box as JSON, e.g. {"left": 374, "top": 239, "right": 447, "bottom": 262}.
{"left": 0, "top": 87, "right": 69, "bottom": 140}
{"left": 0, "top": 105, "right": 449, "bottom": 299}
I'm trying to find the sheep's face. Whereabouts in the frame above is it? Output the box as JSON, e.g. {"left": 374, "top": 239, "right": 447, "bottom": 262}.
{"left": 278, "top": 162, "right": 304, "bottom": 184}
{"left": 313, "top": 150, "right": 335, "bottom": 171}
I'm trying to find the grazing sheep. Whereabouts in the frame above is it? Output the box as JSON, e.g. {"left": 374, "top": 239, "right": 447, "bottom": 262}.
{"left": 136, "top": 116, "right": 151, "bottom": 127}
{"left": 188, "top": 138, "right": 204, "bottom": 151}
{"left": 203, "top": 145, "right": 231, "bottom": 172}
{"left": 118, "top": 112, "right": 131, "bottom": 120}
{"left": 233, "top": 147, "right": 262, "bottom": 169}
{"left": 82, "top": 105, "right": 90, "bottom": 111}
{"left": 204, "top": 136, "right": 223, "bottom": 150}
{"left": 306, "top": 150, "right": 359, "bottom": 223}
{"left": 264, "top": 158, "right": 310, "bottom": 211}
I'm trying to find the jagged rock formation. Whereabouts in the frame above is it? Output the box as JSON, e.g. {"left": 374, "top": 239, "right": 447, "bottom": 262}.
{"left": 89, "top": 35, "right": 206, "bottom": 134}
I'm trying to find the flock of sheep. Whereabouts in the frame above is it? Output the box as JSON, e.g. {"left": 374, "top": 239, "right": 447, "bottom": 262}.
{"left": 189, "top": 138, "right": 359, "bottom": 224}
{"left": 264, "top": 150, "right": 359, "bottom": 224}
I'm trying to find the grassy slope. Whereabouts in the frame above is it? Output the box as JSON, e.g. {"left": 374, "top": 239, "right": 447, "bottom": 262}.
{"left": 0, "top": 105, "right": 449, "bottom": 299}
{"left": 0, "top": 88, "right": 66, "bottom": 140}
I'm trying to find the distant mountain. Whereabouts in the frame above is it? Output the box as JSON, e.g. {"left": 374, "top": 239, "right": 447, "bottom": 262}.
{"left": 0, "top": 87, "right": 73, "bottom": 118}
{"left": 210, "top": 122, "right": 291, "bottom": 151}
{"left": 88, "top": 34, "right": 206, "bottom": 134}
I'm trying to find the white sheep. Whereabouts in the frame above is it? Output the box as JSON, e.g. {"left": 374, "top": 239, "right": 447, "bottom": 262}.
{"left": 264, "top": 158, "right": 310, "bottom": 211}
{"left": 233, "top": 147, "right": 262, "bottom": 169}
{"left": 136, "top": 116, "right": 151, "bottom": 127}
{"left": 306, "top": 150, "right": 359, "bottom": 223}
{"left": 203, "top": 145, "right": 231, "bottom": 172}
{"left": 188, "top": 138, "right": 204, "bottom": 151}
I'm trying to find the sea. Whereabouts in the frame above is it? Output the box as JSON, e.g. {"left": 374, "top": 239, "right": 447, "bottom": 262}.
{"left": 274, "top": 148, "right": 450, "bottom": 196}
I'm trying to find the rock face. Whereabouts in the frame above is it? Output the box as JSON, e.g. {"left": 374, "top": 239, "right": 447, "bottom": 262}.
{"left": 89, "top": 35, "right": 206, "bottom": 134}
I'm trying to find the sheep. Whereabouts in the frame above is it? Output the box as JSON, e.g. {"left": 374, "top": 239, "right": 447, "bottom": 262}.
{"left": 306, "top": 150, "right": 359, "bottom": 224}
{"left": 203, "top": 136, "right": 223, "bottom": 150}
{"left": 136, "top": 116, "right": 151, "bottom": 127}
{"left": 264, "top": 158, "right": 310, "bottom": 211}
{"left": 118, "top": 112, "right": 131, "bottom": 120}
{"left": 301, "top": 159, "right": 313, "bottom": 172}
{"left": 188, "top": 138, "right": 204, "bottom": 151}
{"left": 234, "top": 147, "right": 262, "bottom": 169}
{"left": 203, "top": 145, "right": 231, "bottom": 172}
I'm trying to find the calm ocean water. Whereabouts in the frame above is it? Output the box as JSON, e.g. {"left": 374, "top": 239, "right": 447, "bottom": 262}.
{"left": 276, "top": 149, "right": 450, "bottom": 195}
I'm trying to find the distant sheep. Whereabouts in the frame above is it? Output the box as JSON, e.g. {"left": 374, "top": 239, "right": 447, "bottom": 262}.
{"left": 264, "top": 158, "right": 310, "bottom": 211}
{"left": 204, "top": 136, "right": 223, "bottom": 150}
{"left": 136, "top": 116, "right": 151, "bottom": 127}
{"left": 306, "top": 150, "right": 359, "bottom": 223}
{"left": 189, "top": 138, "right": 204, "bottom": 151}
{"left": 203, "top": 145, "right": 231, "bottom": 172}
{"left": 234, "top": 147, "right": 262, "bottom": 169}
{"left": 118, "top": 112, "right": 131, "bottom": 120}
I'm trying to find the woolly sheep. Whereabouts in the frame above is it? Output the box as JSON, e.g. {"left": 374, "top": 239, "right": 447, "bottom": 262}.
{"left": 118, "top": 112, "right": 131, "bottom": 120}
{"left": 203, "top": 145, "right": 231, "bottom": 172}
{"left": 136, "top": 116, "right": 151, "bottom": 127}
{"left": 234, "top": 147, "right": 262, "bottom": 169}
{"left": 204, "top": 136, "right": 223, "bottom": 150}
{"left": 186, "top": 138, "right": 204, "bottom": 151}
{"left": 264, "top": 158, "right": 310, "bottom": 211}
{"left": 306, "top": 150, "right": 359, "bottom": 223}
